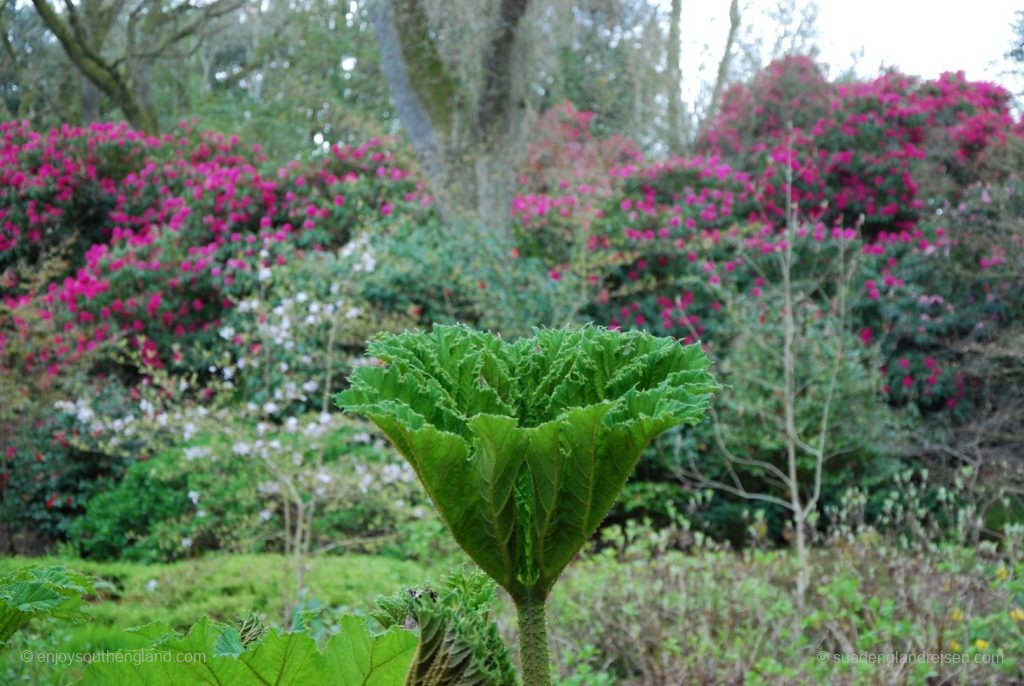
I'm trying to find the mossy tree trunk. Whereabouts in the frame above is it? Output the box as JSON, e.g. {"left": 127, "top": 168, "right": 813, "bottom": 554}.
{"left": 371, "top": 0, "right": 532, "bottom": 239}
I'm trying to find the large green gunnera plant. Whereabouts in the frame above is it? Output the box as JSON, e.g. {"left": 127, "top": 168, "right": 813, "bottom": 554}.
{"left": 0, "top": 565, "right": 94, "bottom": 649}
{"left": 338, "top": 325, "right": 719, "bottom": 685}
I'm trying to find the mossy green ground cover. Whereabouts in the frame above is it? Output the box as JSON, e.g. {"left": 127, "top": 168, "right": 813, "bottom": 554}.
{"left": 0, "top": 554, "right": 431, "bottom": 684}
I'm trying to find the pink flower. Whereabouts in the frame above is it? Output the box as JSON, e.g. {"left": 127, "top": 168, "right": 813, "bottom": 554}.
{"left": 147, "top": 293, "right": 162, "bottom": 316}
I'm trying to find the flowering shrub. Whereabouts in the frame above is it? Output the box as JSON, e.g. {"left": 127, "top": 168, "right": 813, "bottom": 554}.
{"left": 69, "top": 417, "right": 426, "bottom": 563}
{"left": 701, "top": 56, "right": 1022, "bottom": 233}
{"left": 515, "top": 60, "right": 1024, "bottom": 538}
{"left": 517, "top": 59, "right": 1023, "bottom": 406}
{"left": 0, "top": 120, "right": 429, "bottom": 545}
{"left": 58, "top": 244, "right": 436, "bottom": 567}
{"left": 0, "top": 120, "right": 425, "bottom": 375}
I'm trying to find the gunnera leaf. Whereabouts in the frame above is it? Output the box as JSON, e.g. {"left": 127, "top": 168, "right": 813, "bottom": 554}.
{"left": 337, "top": 324, "right": 719, "bottom": 603}
{"left": 0, "top": 564, "right": 95, "bottom": 648}
{"left": 373, "top": 568, "right": 517, "bottom": 686}
{"left": 80, "top": 615, "right": 417, "bottom": 685}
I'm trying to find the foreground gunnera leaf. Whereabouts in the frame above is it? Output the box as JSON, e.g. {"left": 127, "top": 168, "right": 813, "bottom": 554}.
{"left": 0, "top": 565, "right": 95, "bottom": 648}
{"left": 373, "top": 568, "right": 517, "bottom": 685}
{"left": 80, "top": 615, "right": 417, "bottom": 685}
{"left": 337, "top": 324, "right": 719, "bottom": 603}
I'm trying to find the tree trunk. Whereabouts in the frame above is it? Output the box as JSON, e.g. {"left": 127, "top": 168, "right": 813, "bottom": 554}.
{"left": 81, "top": 76, "right": 101, "bottom": 123}
{"left": 666, "top": 0, "right": 684, "bottom": 153}
{"left": 706, "top": 0, "right": 740, "bottom": 125}
{"left": 372, "top": 0, "right": 532, "bottom": 238}
{"left": 31, "top": 0, "right": 159, "bottom": 132}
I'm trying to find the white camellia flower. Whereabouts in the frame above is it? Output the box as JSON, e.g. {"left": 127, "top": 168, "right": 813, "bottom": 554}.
{"left": 184, "top": 446, "right": 207, "bottom": 461}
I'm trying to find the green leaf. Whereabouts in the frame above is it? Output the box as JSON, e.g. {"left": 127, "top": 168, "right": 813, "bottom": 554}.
{"left": 80, "top": 615, "right": 417, "bottom": 685}
{"left": 325, "top": 616, "right": 419, "bottom": 685}
{"left": 0, "top": 565, "right": 95, "bottom": 648}
{"left": 373, "top": 569, "right": 517, "bottom": 686}
{"left": 338, "top": 325, "right": 719, "bottom": 602}
{"left": 213, "top": 626, "right": 245, "bottom": 657}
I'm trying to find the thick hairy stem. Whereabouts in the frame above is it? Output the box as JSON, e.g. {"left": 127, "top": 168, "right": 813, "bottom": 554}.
{"left": 516, "top": 595, "right": 551, "bottom": 686}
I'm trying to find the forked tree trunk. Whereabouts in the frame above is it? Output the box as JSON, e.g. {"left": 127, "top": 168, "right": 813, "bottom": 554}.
{"left": 371, "top": 0, "right": 532, "bottom": 238}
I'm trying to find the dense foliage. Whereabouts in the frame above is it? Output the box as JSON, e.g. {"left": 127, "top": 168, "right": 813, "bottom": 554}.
{"left": 513, "top": 58, "right": 1024, "bottom": 538}
{"left": 0, "top": 49, "right": 1021, "bottom": 683}
{"left": 2, "top": 54, "right": 1023, "bottom": 554}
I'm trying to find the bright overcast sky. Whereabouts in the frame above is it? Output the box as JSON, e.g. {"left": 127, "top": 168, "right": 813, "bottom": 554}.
{"left": 674, "top": 0, "right": 1022, "bottom": 98}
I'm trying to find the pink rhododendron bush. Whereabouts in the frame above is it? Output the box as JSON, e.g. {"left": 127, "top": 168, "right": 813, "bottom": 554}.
{"left": 0, "top": 120, "right": 422, "bottom": 373}
{"left": 0, "top": 119, "right": 430, "bottom": 548}
{"left": 515, "top": 59, "right": 1024, "bottom": 535}
{"left": 520, "top": 59, "right": 1021, "bottom": 404}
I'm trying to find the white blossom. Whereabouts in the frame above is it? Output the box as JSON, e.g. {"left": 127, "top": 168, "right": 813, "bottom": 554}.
{"left": 184, "top": 446, "right": 209, "bottom": 461}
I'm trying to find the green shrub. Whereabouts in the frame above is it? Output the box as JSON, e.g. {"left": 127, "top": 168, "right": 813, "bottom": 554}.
{"left": 71, "top": 417, "right": 432, "bottom": 563}
{"left": 545, "top": 524, "right": 1024, "bottom": 684}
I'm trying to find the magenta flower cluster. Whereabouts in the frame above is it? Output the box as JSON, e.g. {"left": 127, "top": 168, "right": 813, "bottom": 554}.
{"left": 1, "top": 120, "right": 424, "bottom": 376}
